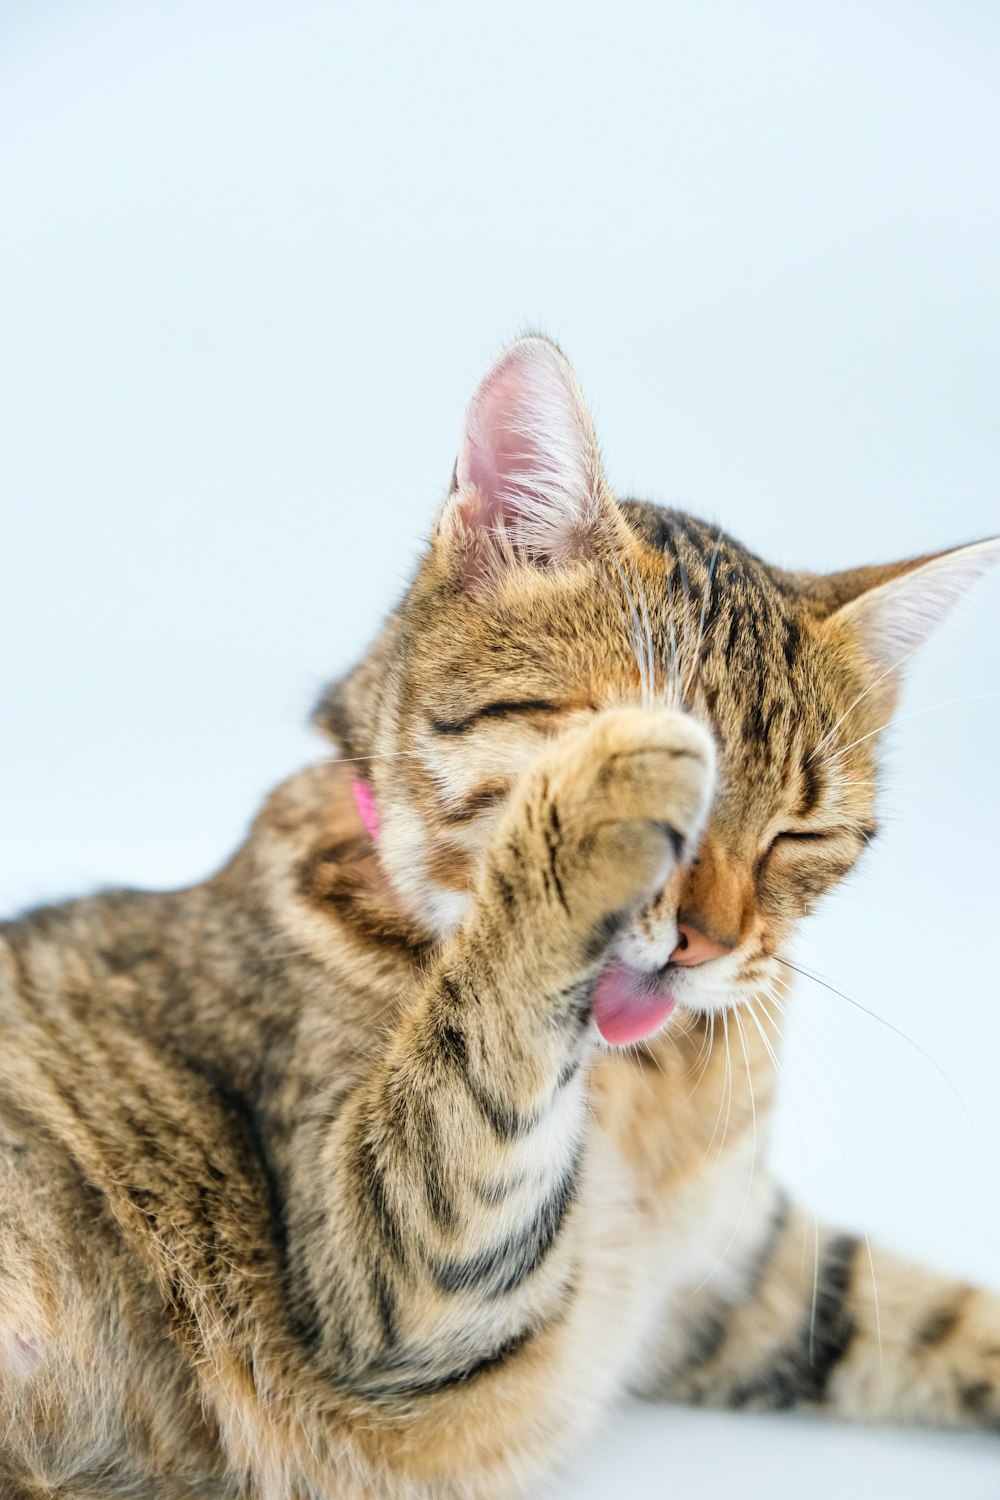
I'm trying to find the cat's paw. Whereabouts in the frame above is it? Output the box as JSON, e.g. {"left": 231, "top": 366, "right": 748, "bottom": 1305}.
{"left": 498, "top": 707, "right": 715, "bottom": 958}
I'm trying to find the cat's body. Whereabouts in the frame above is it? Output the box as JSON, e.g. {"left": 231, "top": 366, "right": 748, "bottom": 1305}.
{"left": 1, "top": 339, "right": 998, "bottom": 1498}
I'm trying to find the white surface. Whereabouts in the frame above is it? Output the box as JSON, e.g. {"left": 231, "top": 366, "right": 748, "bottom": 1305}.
{"left": 549, "top": 1404, "right": 1000, "bottom": 1500}
{"left": 1, "top": 3, "right": 999, "bottom": 1493}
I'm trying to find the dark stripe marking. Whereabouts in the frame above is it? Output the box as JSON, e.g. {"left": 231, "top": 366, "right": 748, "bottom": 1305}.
{"left": 582, "top": 909, "right": 627, "bottom": 964}
{"left": 348, "top": 1325, "right": 536, "bottom": 1400}
{"left": 372, "top": 1266, "right": 398, "bottom": 1349}
{"left": 544, "top": 807, "right": 570, "bottom": 914}
{"left": 679, "top": 1305, "right": 731, "bottom": 1379}
{"left": 745, "top": 1189, "right": 791, "bottom": 1296}
{"left": 430, "top": 1150, "right": 580, "bottom": 1299}
{"left": 467, "top": 1078, "right": 528, "bottom": 1142}
{"left": 355, "top": 1132, "right": 405, "bottom": 1263}
{"left": 422, "top": 1154, "right": 456, "bottom": 1231}
{"left": 443, "top": 783, "right": 510, "bottom": 823}
{"left": 435, "top": 1011, "right": 469, "bottom": 1070}
{"left": 782, "top": 616, "right": 800, "bottom": 671}
{"left": 656, "top": 820, "right": 685, "bottom": 861}
{"left": 429, "top": 700, "right": 562, "bottom": 736}
{"left": 491, "top": 866, "right": 518, "bottom": 919}
{"left": 728, "top": 1233, "right": 858, "bottom": 1410}
{"left": 434, "top": 981, "right": 530, "bottom": 1140}
{"left": 180, "top": 1054, "right": 324, "bottom": 1352}
{"left": 959, "top": 1379, "right": 995, "bottom": 1421}
{"left": 672, "top": 1191, "right": 789, "bottom": 1385}
{"left": 914, "top": 1302, "right": 963, "bottom": 1351}
{"left": 798, "top": 757, "right": 823, "bottom": 818}
{"left": 555, "top": 1052, "right": 583, "bottom": 1090}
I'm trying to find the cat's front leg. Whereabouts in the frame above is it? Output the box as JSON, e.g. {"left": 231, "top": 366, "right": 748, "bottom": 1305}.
{"left": 642, "top": 1180, "right": 1000, "bottom": 1434}
{"left": 310, "top": 706, "right": 714, "bottom": 1401}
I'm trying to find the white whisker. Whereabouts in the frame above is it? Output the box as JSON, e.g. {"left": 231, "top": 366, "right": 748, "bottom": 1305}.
{"left": 823, "top": 691, "right": 1000, "bottom": 766}
{"left": 688, "top": 1007, "right": 758, "bottom": 1297}
{"left": 610, "top": 554, "right": 652, "bottom": 707}
{"left": 683, "top": 530, "right": 723, "bottom": 706}
{"left": 810, "top": 638, "right": 928, "bottom": 761}
{"left": 774, "top": 954, "right": 986, "bottom": 1174}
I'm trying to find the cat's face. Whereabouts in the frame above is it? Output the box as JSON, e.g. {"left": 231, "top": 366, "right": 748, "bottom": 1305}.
{"left": 320, "top": 337, "right": 996, "bottom": 1029}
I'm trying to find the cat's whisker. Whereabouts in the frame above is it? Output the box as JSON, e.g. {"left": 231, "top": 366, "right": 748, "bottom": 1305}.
{"left": 824, "top": 691, "right": 1000, "bottom": 767}
{"left": 581, "top": 1088, "right": 601, "bottom": 1131}
{"left": 746, "top": 998, "right": 782, "bottom": 1080}
{"left": 628, "top": 556, "right": 658, "bottom": 707}
{"left": 754, "top": 985, "right": 885, "bottom": 1384}
{"left": 593, "top": 510, "right": 656, "bottom": 707}
{"left": 692, "top": 1011, "right": 716, "bottom": 1081}
{"left": 808, "top": 1210, "right": 821, "bottom": 1365}
{"left": 683, "top": 530, "right": 723, "bottom": 707}
{"left": 862, "top": 778, "right": 975, "bottom": 821}
{"left": 747, "top": 989, "right": 824, "bottom": 1325}
{"left": 327, "top": 749, "right": 426, "bottom": 767}
{"left": 810, "top": 639, "right": 928, "bottom": 762}
{"left": 736, "top": 1006, "right": 758, "bottom": 1181}
{"left": 755, "top": 989, "right": 793, "bottom": 1051}
{"left": 659, "top": 549, "right": 692, "bottom": 711}
{"left": 609, "top": 554, "right": 653, "bottom": 708}
{"left": 714, "top": 1007, "right": 736, "bottom": 1167}
{"left": 688, "top": 1006, "right": 759, "bottom": 1298}
{"left": 670, "top": 547, "right": 696, "bottom": 707}
{"left": 680, "top": 1010, "right": 717, "bottom": 1106}
{"left": 663, "top": 563, "right": 681, "bottom": 710}
{"left": 694, "top": 1009, "right": 733, "bottom": 1170}
{"left": 680, "top": 1014, "right": 719, "bottom": 1110}
{"left": 773, "top": 954, "right": 986, "bottom": 1175}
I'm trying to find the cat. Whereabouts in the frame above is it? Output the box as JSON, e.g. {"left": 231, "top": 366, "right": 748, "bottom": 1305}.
{"left": 1, "top": 334, "right": 998, "bottom": 1500}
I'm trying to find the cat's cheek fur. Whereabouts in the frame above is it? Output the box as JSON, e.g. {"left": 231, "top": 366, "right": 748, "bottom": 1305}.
{"left": 374, "top": 800, "right": 473, "bottom": 938}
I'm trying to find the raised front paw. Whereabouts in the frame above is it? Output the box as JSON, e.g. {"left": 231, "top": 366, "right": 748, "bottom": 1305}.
{"left": 493, "top": 707, "right": 715, "bottom": 965}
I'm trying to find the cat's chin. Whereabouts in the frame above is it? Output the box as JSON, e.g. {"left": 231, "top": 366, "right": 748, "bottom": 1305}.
{"left": 591, "top": 960, "right": 677, "bottom": 1045}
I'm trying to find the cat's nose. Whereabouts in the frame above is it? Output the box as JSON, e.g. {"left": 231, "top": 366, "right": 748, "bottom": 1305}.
{"left": 668, "top": 923, "right": 733, "bottom": 967}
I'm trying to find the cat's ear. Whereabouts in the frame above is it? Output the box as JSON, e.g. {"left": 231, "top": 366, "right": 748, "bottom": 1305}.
{"left": 819, "top": 538, "right": 1000, "bottom": 674}
{"left": 437, "top": 336, "right": 618, "bottom": 583}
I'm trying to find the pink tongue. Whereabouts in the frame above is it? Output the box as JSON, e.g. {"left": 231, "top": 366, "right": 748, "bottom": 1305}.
{"left": 591, "top": 960, "right": 676, "bottom": 1045}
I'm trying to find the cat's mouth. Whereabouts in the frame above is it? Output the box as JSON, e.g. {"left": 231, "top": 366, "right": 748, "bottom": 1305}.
{"left": 592, "top": 947, "right": 756, "bottom": 1044}
{"left": 591, "top": 959, "right": 677, "bottom": 1045}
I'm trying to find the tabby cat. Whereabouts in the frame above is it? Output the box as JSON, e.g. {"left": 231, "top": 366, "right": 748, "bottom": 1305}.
{"left": 1, "top": 336, "right": 998, "bottom": 1499}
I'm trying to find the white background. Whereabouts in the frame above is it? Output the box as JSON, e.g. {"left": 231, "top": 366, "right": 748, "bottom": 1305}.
{"left": 2, "top": 3, "right": 999, "bottom": 1494}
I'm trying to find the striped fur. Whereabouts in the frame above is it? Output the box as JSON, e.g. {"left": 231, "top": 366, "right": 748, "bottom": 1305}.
{"left": 1, "top": 337, "right": 998, "bottom": 1497}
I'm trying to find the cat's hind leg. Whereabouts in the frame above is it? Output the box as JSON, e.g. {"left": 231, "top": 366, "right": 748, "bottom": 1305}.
{"left": 640, "top": 1177, "right": 1000, "bottom": 1434}
{"left": 0, "top": 1115, "right": 221, "bottom": 1498}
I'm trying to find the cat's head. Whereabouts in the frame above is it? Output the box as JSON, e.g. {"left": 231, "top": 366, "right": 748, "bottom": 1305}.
{"left": 317, "top": 336, "right": 997, "bottom": 1023}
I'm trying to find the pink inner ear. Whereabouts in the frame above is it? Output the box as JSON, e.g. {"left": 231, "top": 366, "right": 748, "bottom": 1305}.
{"left": 453, "top": 340, "right": 595, "bottom": 567}
{"left": 352, "top": 778, "right": 380, "bottom": 841}
{"left": 462, "top": 367, "right": 547, "bottom": 531}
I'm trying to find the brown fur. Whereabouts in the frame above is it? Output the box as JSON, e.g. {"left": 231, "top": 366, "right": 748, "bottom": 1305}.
{"left": 1, "top": 338, "right": 998, "bottom": 1498}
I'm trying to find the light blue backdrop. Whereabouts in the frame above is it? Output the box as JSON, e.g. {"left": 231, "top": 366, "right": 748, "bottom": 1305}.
{"left": 2, "top": 4, "right": 999, "bottom": 1493}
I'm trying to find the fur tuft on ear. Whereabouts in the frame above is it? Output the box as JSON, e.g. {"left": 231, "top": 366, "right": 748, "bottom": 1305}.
{"left": 826, "top": 537, "right": 1000, "bottom": 674}
{"left": 440, "top": 336, "right": 614, "bottom": 580}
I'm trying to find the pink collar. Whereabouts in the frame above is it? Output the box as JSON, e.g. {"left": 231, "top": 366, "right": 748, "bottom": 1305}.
{"left": 352, "top": 778, "right": 381, "bottom": 841}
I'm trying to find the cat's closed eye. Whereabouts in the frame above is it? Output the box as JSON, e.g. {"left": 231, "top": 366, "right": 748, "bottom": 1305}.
{"left": 768, "top": 824, "right": 875, "bottom": 849}
{"left": 428, "top": 699, "right": 570, "bottom": 737}
{"left": 754, "top": 822, "right": 874, "bottom": 907}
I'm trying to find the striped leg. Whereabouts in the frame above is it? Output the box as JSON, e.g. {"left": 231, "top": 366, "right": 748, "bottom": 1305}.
{"left": 646, "top": 1178, "right": 1000, "bottom": 1433}
{"left": 297, "top": 707, "right": 714, "bottom": 1398}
